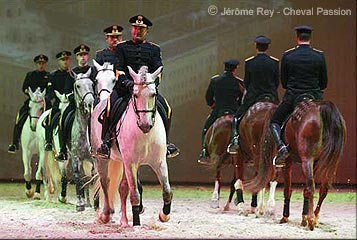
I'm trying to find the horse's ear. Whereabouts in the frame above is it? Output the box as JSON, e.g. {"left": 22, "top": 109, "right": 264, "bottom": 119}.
{"left": 127, "top": 66, "right": 137, "bottom": 79}
{"left": 54, "top": 90, "right": 61, "bottom": 99}
{"left": 152, "top": 66, "right": 163, "bottom": 79}
{"left": 28, "top": 87, "right": 34, "bottom": 97}
{"left": 41, "top": 88, "right": 46, "bottom": 97}
{"left": 85, "top": 67, "right": 92, "bottom": 77}
{"left": 93, "top": 59, "right": 101, "bottom": 70}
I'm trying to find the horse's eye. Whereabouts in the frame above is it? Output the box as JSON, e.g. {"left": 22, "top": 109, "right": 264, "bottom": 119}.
{"left": 76, "top": 85, "right": 80, "bottom": 89}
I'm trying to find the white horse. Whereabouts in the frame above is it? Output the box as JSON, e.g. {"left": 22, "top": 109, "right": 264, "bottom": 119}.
{"left": 69, "top": 68, "right": 95, "bottom": 211}
{"left": 37, "top": 91, "right": 70, "bottom": 202}
{"left": 21, "top": 87, "right": 46, "bottom": 198}
{"left": 93, "top": 65, "right": 172, "bottom": 227}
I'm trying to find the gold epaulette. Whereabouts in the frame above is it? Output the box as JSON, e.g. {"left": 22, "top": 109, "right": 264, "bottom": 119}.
{"left": 245, "top": 56, "right": 255, "bottom": 62}
{"left": 269, "top": 55, "right": 279, "bottom": 61}
{"left": 117, "top": 40, "right": 127, "bottom": 45}
{"left": 235, "top": 76, "right": 243, "bottom": 82}
{"left": 284, "top": 47, "right": 295, "bottom": 53}
{"left": 313, "top": 48, "right": 324, "bottom": 53}
{"left": 149, "top": 42, "right": 160, "bottom": 47}
{"left": 96, "top": 48, "right": 104, "bottom": 53}
{"left": 211, "top": 74, "right": 219, "bottom": 79}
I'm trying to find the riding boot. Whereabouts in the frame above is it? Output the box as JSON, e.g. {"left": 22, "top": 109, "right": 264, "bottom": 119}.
{"left": 8, "top": 110, "right": 27, "bottom": 153}
{"left": 198, "top": 128, "right": 210, "bottom": 165}
{"left": 55, "top": 129, "right": 68, "bottom": 162}
{"left": 158, "top": 103, "right": 179, "bottom": 159}
{"left": 270, "top": 123, "right": 289, "bottom": 167}
{"left": 227, "top": 117, "right": 240, "bottom": 154}
{"left": 44, "top": 124, "right": 53, "bottom": 151}
{"left": 96, "top": 108, "right": 112, "bottom": 159}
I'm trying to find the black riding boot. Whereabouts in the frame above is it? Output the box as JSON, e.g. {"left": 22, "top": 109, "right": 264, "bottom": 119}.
{"left": 227, "top": 117, "right": 240, "bottom": 154}
{"left": 8, "top": 110, "right": 28, "bottom": 153}
{"left": 96, "top": 109, "right": 112, "bottom": 159}
{"left": 270, "top": 123, "right": 289, "bottom": 167}
{"left": 44, "top": 124, "right": 53, "bottom": 151}
{"left": 55, "top": 129, "right": 68, "bottom": 161}
{"left": 198, "top": 128, "right": 210, "bottom": 165}
{"left": 164, "top": 116, "right": 180, "bottom": 158}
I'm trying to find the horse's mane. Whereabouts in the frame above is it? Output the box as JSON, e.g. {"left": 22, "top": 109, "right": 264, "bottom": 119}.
{"left": 138, "top": 66, "right": 149, "bottom": 83}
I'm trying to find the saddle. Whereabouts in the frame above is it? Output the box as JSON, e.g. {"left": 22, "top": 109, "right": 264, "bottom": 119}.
{"left": 63, "top": 109, "right": 75, "bottom": 140}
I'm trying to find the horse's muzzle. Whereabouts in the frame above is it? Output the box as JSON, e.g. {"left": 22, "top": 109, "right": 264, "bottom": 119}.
{"left": 138, "top": 122, "right": 153, "bottom": 134}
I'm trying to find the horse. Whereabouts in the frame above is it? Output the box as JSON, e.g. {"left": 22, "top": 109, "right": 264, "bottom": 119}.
{"left": 205, "top": 108, "right": 278, "bottom": 216}
{"left": 249, "top": 100, "right": 346, "bottom": 230}
{"left": 94, "top": 65, "right": 172, "bottom": 227}
{"left": 68, "top": 68, "right": 95, "bottom": 211}
{"left": 20, "top": 87, "right": 46, "bottom": 199}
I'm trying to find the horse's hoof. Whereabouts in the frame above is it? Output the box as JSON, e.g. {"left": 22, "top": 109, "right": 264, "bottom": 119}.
{"left": 223, "top": 204, "right": 230, "bottom": 211}
{"left": 280, "top": 216, "right": 289, "bottom": 224}
{"left": 58, "top": 196, "right": 67, "bottom": 203}
{"left": 25, "top": 188, "right": 34, "bottom": 198}
{"left": 159, "top": 210, "right": 170, "bottom": 222}
{"left": 76, "top": 204, "right": 85, "bottom": 212}
{"left": 33, "top": 192, "right": 41, "bottom": 200}
{"left": 97, "top": 213, "right": 110, "bottom": 224}
{"left": 210, "top": 200, "right": 220, "bottom": 209}
{"left": 301, "top": 215, "right": 308, "bottom": 227}
{"left": 139, "top": 207, "right": 146, "bottom": 214}
{"left": 120, "top": 219, "right": 129, "bottom": 227}
{"left": 85, "top": 202, "right": 92, "bottom": 208}
{"left": 250, "top": 207, "right": 256, "bottom": 214}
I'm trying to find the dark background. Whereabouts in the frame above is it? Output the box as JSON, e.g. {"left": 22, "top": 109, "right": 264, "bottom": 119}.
{"left": 0, "top": 0, "right": 355, "bottom": 185}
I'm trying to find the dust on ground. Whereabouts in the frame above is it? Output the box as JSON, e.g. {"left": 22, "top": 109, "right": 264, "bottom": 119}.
{"left": 0, "top": 184, "right": 355, "bottom": 239}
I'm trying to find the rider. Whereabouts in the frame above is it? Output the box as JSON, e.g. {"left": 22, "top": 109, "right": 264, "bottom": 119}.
{"left": 198, "top": 59, "right": 244, "bottom": 165}
{"left": 96, "top": 14, "right": 180, "bottom": 159}
{"left": 8, "top": 54, "right": 51, "bottom": 153}
{"left": 95, "top": 25, "right": 123, "bottom": 65}
{"left": 55, "top": 44, "right": 95, "bottom": 161}
{"left": 227, "top": 36, "right": 279, "bottom": 154}
{"left": 270, "top": 25, "right": 328, "bottom": 167}
{"left": 44, "top": 51, "right": 75, "bottom": 152}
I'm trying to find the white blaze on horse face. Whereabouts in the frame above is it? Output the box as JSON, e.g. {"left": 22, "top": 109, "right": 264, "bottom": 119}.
{"left": 94, "top": 61, "right": 115, "bottom": 101}
{"left": 74, "top": 71, "right": 94, "bottom": 114}
{"left": 28, "top": 87, "right": 45, "bottom": 130}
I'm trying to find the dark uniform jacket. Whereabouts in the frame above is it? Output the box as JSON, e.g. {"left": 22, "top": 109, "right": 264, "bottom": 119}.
{"left": 72, "top": 65, "right": 97, "bottom": 80}
{"left": 47, "top": 69, "right": 75, "bottom": 109}
{"left": 206, "top": 72, "right": 244, "bottom": 116}
{"left": 95, "top": 48, "right": 118, "bottom": 65}
{"left": 115, "top": 40, "right": 162, "bottom": 96}
{"left": 281, "top": 44, "right": 327, "bottom": 101}
{"left": 243, "top": 53, "right": 279, "bottom": 104}
{"left": 22, "top": 70, "right": 50, "bottom": 95}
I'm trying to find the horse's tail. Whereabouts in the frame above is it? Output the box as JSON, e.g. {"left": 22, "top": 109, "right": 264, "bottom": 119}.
{"left": 44, "top": 151, "right": 62, "bottom": 193}
{"left": 315, "top": 101, "right": 346, "bottom": 186}
{"left": 243, "top": 110, "right": 275, "bottom": 193}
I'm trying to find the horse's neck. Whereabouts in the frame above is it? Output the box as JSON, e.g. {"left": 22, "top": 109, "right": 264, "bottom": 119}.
{"left": 73, "top": 109, "right": 89, "bottom": 133}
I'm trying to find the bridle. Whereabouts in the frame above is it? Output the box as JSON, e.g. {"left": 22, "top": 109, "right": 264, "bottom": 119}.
{"left": 74, "top": 77, "right": 95, "bottom": 109}
{"left": 132, "top": 79, "right": 157, "bottom": 126}
{"left": 94, "top": 67, "right": 114, "bottom": 98}
{"left": 28, "top": 97, "right": 45, "bottom": 131}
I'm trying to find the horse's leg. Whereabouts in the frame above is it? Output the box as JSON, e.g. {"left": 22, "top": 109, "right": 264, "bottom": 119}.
{"left": 155, "top": 160, "right": 173, "bottom": 223}
{"left": 137, "top": 175, "right": 144, "bottom": 214}
{"left": 313, "top": 181, "right": 329, "bottom": 227}
{"left": 22, "top": 149, "right": 34, "bottom": 198}
{"left": 301, "top": 159, "right": 316, "bottom": 230}
{"left": 123, "top": 162, "right": 141, "bottom": 226}
{"left": 119, "top": 169, "right": 129, "bottom": 227}
{"left": 97, "top": 158, "right": 111, "bottom": 224}
{"left": 266, "top": 180, "right": 278, "bottom": 216}
{"left": 73, "top": 156, "right": 85, "bottom": 211}
{"left": 82, "top": 161, "right": 93, "bottom": 208}
{"left": 280, "top": 160, "right": 293, "bottom": 224}
{"left": 223, "top": 178, "right": 235, "bottom": 211}
{"left": 58, "top": 163, "right": 68, "bottom": 203}
{"left": 211, "top": 167, "right": 221, "bottom": 209}
{"left": 255, "top": 190, "right": 263, "bottom": 216}
{"left": 34, "top": 155, "right": 42, "bottom": 200}
{"left": 234, "top": 179, "right": 245, "bottom": 215}
{"left": 107, "top": 159, "right": 123, "bottom": 222}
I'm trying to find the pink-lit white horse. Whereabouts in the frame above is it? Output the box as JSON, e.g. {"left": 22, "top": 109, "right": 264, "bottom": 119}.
{"left": 21, "top": 87, "right": 46, "bottom": 198}
{"left": 93, "top": 65, "right": 172, "bottom": 227}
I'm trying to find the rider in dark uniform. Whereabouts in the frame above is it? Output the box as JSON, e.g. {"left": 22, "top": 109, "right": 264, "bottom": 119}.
{"left": 95, "top": 25, "right": 123, "bottom": 65}
{"left": 96, "top": 14, "right": 180, "bottom": 159}
{"left": 198, "top": 59, "right": 244, "bottom": 165}
{"left": 270, "top": 25, "right": 328, "bottom": 167}
{"left": 8, "top": 54, "right": 51, "bottom": 153}
{"left": 227, "top": 36, "right": 279, "bottom": 154}
{"left": 44, "top": 51, "right": 75, "bottom": 152}
{"left": 56, "top": 44, "right": 95, "bottom": 161}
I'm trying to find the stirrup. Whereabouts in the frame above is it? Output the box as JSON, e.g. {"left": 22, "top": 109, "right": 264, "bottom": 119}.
{"left": 227, "top": 136, "right": 239, "bottom": 154}
{"left": 96, "top": 143, "right": 111, "bottom": 159}
{"left": 273, "top": 145, "right": 289, "bottom": 167}
{"left": 8, "top": 144, "right": 18, "bottom": 154}
{"left": 55, "top": 152, "right": 68, "bottom": 162}
{"left": 167, "top": 143, "right": 180, "bottom": 158}
{"left": 44, "top": 143, "right": 53, "bottom": 152}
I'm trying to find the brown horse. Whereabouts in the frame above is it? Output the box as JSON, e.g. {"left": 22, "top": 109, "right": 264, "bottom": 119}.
{"left": 248, "top": 100, "right": 346, "bottom": 230}
{"left": 206, "top": 102, "right": 278, "bottom": 215}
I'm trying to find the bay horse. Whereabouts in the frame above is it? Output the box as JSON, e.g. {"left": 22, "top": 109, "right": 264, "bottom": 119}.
{"left": 20, "top": 87, "right": 46, "bottom": 199}
{"left": 206, "top": 103, "right": 278, "bottom": 216}
{"left": 247, "top": 100, "right": 346, "bottom": 230}
{"left": 94, "top": 65, "right": 172, "bottom": 227}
